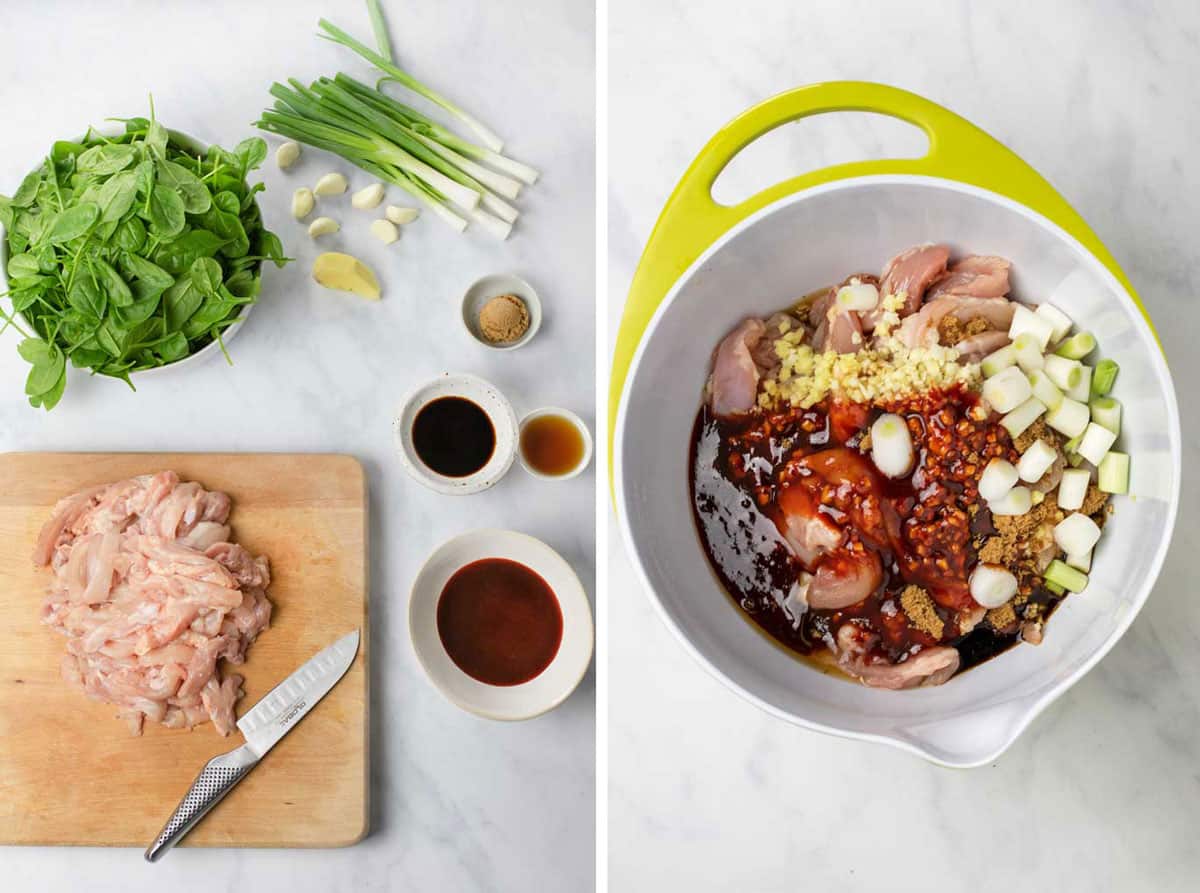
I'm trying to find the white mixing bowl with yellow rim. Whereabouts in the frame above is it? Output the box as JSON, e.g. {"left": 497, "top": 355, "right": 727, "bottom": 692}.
{"left": 610, "top": 82, "right": 1181, "bottom": 768}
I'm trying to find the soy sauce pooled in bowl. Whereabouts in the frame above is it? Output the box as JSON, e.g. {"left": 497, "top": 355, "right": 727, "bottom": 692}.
{"left": 412, "top": 396, "right": 495, "bottom": 477}
{"left": 437, "top": 558, "right": 563, "bottom": 686}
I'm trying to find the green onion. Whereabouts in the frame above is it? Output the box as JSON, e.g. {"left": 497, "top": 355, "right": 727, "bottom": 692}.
{"left": 1091, "top": 358, "right": 1119, "bottom": 396}
{"left": 981, "top": 343, "right": 1017, "bottom": 378}
{"left": 1045, "top": 559, "right": 1089, "bottom": 593}
{"left": 1044, "top": 579, "right": 1066, "bottom": 595}
{"left": 366, "top": 0, "right": 394, "bottom": 63}
{"left": 317, "top": 17, "right": 505, "bottom": 152}
{"left": 1098, "top": 451, "right": 1130, "bottom": 494}
{"left": 1089, "top": 396, "right": 1122, "bottom": 435}
{"left": 1054, "top": 331, "right": 1096, "bottom": 360}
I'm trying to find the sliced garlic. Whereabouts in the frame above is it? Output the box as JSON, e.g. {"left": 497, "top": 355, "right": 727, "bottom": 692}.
{"left": 351, "top": 183, "right": 385, "bottom": 210}
{"left": 308, "top": 216, "right": 340, "bottom": 238}
{"left": 370, "top": 219, "right": 399, "bottom": 244}
{"left": 385, "top": 205, "right": 420, "bottom": 225}
{"left": 292, "top": 188, "right": 315, "bottom": 220}
{"left": 314, "top": 172, "right": 348, "bottom": 196}
{"left": 275, "top": 141, "right": 301, "bottom": 170}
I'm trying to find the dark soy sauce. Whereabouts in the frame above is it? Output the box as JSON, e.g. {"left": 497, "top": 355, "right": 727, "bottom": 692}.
{"left": 412, "top": 396, "right": 496, "bottom": 477}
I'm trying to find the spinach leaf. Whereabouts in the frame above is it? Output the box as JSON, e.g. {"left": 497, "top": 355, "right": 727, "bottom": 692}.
{"left": 47, "top": 201, "right": 99, "bottom": 243}
{"left": 67, "top": 268, "right": 106, "bottom": 320}
{"left": 91, "top": 257, "right": 133, "bottom": 307}
{"left": 115, "top": 294, "right": 161, "bottom": 327}
{"left": 76, "top": 143, "right": 137, "bottom": 175}
{"left": 148, "top": 184, "right": 185, "bottom": 237}
{"left": 153, "top": 229, "right": 226, "bottom": 274}
{"left": 189, "top": 257, "right": 223, "bottom": 295}
{"left": 6, "top": 253, "right": 40, "bottom": 279}
{"left": 113, "top": 216, "right": 147, "bottom": 252}
{"left": 258, "top": 231, "right": 289, "bottom": 268}
{"left": 95, "top": 170, "right": 139, "bottom": 223}
{"left": 163, "top": 277, "right": 203, "bottom": 330}
{"left": 156, "top": 159, "right": 211, "bottom": 213}
{"left": 11, "top": 170, "right": 43, "bottom": 207}
{"left": 233, "top": 137, "right": 268, "bottom": 176}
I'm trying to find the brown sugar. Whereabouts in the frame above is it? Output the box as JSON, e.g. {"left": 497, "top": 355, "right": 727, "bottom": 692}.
{"left": 1081, "top": 483, "right": 1110, "bottom": 518}
{"left": 937, "top": 314, "right": 993, "bottom": 347}
{"left": 900, "top": 584, "right": 944, "bottom": 639}
{"left": 1013, "top": 418, "right": 1063, "bottom": 454}
{"left": 986, "top": 603, "right": 1018, "bottom": 632}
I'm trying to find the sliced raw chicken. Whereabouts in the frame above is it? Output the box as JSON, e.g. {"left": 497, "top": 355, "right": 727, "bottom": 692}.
{"left": 926, "top": 255, "right": 1011, "bottom": 299}
{"left": 708, "top": 317, "right": 768, "bottom": 417}
{"left": 834, "top": 624, "right": 960, "bottom": 689}
{"left": 874, "top": 244, "right": 950, "bottom": 320}
{"left": 896, "top": 296, "right": 1017, "bottom": 349}
{"left": 775, "top": 486, "right": 843, "bottom": 566}
{"left": 33, "top": 473, "right": 271, "bottom": 736}
{"left": 807, "top": 550, "right": 883, "bottom": 610}
{"left": 953, "top": 329, "right": 1010, "bottom": 363}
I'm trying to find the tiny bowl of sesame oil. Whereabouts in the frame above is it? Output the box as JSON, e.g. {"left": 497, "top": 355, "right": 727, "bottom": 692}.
{"left": 518, "top": 408, "right": 593, "bottom": 480}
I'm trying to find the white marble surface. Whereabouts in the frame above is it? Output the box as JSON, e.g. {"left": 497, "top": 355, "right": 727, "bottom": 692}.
{"left": 0, "top": 1, "right": 594, "bottom": 890}
{"left": 609, "top": 0, "right": 1199, "bottom": 889}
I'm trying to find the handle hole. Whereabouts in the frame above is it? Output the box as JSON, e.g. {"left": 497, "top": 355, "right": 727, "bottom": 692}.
{"left": 710, "top": 111, "right": 930, "bottom": 207}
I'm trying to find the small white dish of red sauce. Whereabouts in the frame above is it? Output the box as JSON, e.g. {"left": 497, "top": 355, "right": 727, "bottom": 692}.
{"left": 409, "top": 528, "right": 593, "bottom": 720}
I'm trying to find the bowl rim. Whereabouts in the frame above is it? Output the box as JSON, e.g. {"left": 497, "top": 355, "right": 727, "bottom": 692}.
{"left": 614, "top": 173, "right": 1183, "bottom": 768}
{"left": 0, "top": 124, "right": 263, "bottom": 378}
{"left": 408, "top": 527, "right": 595, "bottom": 721}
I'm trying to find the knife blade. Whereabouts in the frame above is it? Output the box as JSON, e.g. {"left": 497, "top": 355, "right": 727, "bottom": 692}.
{"left": 144, "top": 629, "right": 361, "bottom": 862}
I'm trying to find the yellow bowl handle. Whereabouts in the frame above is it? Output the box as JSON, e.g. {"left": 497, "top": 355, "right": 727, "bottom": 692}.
{"left": 609, "top": 81, "right": 1154, "bottom": 471}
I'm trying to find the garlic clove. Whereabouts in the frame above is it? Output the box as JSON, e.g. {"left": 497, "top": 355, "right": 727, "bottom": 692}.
{"left": 292, "top": 188, "right": 315, "bottom": 220}
{"left": 351, "top": 183, "right": 385, "bottom": 210}
{"left": 275, "top": 141, "right": 301, "bottom": 170}
{"left": 314, "top": 172, "right": 349, "bottom": 196}
{"left": 385, "top": 205, "right": 420, "bottom": 225}
{"left": 369, "top": 219, "right": 399, "bottom": 244}
{"left": 308, "top": 216, "right": 340, "bottom": 238}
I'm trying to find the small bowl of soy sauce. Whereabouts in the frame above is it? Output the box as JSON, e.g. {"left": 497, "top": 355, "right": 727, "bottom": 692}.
{"left": 395, "top": 373, "right": 519, "bottom": 495}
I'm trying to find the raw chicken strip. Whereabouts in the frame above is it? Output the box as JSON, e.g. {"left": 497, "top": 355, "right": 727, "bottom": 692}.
{"left": 708, "top": 318, "right": 769, "bottom": 417}
{"left": 926, "top": 255, "right": 1011, "bottom": 300}
{"left": 34, "top": 472, "right": 271, "bottom": 736}
{"left": 876, "top": 244, "right": 950, "bottom": 319}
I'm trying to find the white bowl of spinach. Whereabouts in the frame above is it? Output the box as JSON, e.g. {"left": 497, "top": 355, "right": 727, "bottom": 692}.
{"left": 0, "top": 116, "right": 287, "bottom": 409}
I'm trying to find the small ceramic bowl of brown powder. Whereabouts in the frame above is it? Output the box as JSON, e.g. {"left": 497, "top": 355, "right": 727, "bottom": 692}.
{"left": 461, "top": 273, "right": 543, "bottom": 350}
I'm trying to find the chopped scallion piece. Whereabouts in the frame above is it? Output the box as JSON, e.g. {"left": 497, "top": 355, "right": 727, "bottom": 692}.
{"left": 1045, "top": 559, "right": 1089, "bottom": 593}
{"left": 1054, "top": 331, "right": 1097, "bottom": 360}
{"left": 1098, "top": 451, "right": 1130, "bottom": 494}
{"left": 1089, "top": 396, "right": 1122, "bottom": 436}
{"left": 1091, "top": 358, "right": 1119, "bottom": 396}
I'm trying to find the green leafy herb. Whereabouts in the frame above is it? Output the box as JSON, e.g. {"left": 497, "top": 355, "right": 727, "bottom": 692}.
{"left": 0, "top": 108, "right": 289, "bottom": 410}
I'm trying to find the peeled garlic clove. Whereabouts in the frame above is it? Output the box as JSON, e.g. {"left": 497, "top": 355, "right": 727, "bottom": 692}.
{"left": 351, "top": 184, "right": 385, "bottom": 210}
{"left": 275, "top": 141, "right": 301, "bottom": 170}
{"left": 308, "top": 216, "right": 340, "bottom": 238}
{"left": 385, "top": 205, "right": 420, "bottom": 225}
{"left": 292, "top": 188, "right": 315, "bottom": 220}
{"left": 370, "top": 219, "right": 399, "bottom": 244}
{"left": 314, "top": 172, "right": 348, "bottom": 196}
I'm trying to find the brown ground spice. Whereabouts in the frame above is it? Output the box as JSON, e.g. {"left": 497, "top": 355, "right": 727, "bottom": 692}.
{"left": 937, "top": 315, "right": 993, "bottom": 347}
{"left": 900, "top": 584, "right": 944, "bottom": 638}
{"left": 1013, "top": 418, "right": 1063, "bottom": 453}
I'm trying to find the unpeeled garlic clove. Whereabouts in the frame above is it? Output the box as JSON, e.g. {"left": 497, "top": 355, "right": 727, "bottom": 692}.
{"left": 308, "top": 216, "right": 340, "bottom": 238}
{"left": 275, "top": 141, "right": 301, "bottom": 170}
{"left": 292, "top": 188, "right": 315, "bottom": 220}
{"left": 385, "top": 205, "right": 419, "bottom": 225}
{"left": 369, "top": 219, "right": 399, "bottom": 244}
{"left": 314, "top": 172, "right": 348, "bottom": 196}
{"left": 351, "top": 183, "right": 385, "bottom": 210}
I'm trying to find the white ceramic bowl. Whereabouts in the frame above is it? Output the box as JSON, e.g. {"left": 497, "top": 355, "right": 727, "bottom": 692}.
{"left": 409, "top": 528, "right": 594, "bottom": 720}
{"left": 0, "top": 127, "right": 258, "bottom": 378}
{"left": 518, "top": 407, "right": 594, "bottom": 480}
{"left": 461, "top": 273, "right": 542, "bottom": 350}
{"left": 394, "top": 372, "right": 518, "bottom": 495}
{"left": 616, "top": 175, "right": 1181, "bottom": 767}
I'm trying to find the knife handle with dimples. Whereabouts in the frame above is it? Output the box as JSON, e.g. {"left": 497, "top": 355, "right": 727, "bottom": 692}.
{"left": 144, "top": 744, "right": 259, "bottom": 862}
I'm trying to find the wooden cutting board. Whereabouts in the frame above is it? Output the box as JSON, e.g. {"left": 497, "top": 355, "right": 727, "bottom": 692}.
{"left": 0, "top": 453, "right": 368, "bottom": 848}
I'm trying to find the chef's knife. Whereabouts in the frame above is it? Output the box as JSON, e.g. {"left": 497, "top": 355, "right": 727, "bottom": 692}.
{"left": 144, "top": 628, "right": 361, "bottom": 862}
